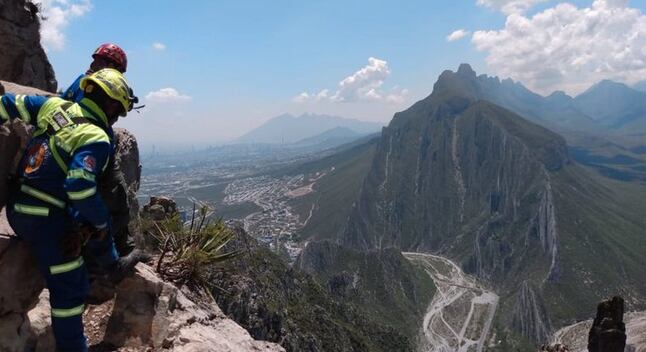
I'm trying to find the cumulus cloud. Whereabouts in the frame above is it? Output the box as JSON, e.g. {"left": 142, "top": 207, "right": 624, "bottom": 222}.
{"left": 145, "top": 88, "right": 192, "bottom": 103}
{"left": 331, "top": 57, "right": 391, "bottom": 102}
{"left": 152, "top": 42, "right": 166, "bottom": 51}
{"left": 292, "top": 92, "right": 310, "bottom": 103}
{"left": 476, "top": 0, "right": 548, "bottom": 14}
{"left": 447, "top": 29, "right": 471, "bottom": 42}
{"left": 32, "top": 0, "right": 92, "bottom": 51}
{"left": 294, "top": 57, "right": 407, "bottom": 104}
{"left": 472, "top": 0, "right": 646, "bottom": 95}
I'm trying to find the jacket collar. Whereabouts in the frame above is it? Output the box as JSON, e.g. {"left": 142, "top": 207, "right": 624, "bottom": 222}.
{"left": 78, "top": 97, "right": 109, "bottom": 128}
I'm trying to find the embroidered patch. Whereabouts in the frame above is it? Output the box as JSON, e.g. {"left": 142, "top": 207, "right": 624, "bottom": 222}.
{"left": 53, "top": 112, "right": 70, "bottom": 129}
{"left": 82, "top": 155, "right": 96, "bottom": 172}
{"left": 24, "top": 142, "right": 48, "bottom": 174}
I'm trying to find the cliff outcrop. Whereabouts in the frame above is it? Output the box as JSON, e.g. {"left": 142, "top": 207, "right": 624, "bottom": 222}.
{"left": 0, "top": 0, "right": 57, "bottom": 92}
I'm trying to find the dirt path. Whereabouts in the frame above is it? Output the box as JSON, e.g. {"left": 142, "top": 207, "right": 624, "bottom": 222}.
{"left": 551, "top": 311, "right": 646, "bottom": 351}
{"left": 404, "top": 252, "right": 498, "bottom": 352}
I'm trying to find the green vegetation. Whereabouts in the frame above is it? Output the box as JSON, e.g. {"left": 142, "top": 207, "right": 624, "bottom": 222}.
{"left": 297, "top": 241, "right": 436, "bottom": 340}
{"left": 286, "top": 137, "right": 379, "bottom": 240}
{"left": 210, "top": 232, "right": 419, "bottom": 352}
{"left": 148, "top": 206, "right": 240, "bottom": 289}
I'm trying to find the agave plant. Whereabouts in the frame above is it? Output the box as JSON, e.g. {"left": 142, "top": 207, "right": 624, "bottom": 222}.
{"left": 151, "top": 204, "right": 241, "bottom": 289}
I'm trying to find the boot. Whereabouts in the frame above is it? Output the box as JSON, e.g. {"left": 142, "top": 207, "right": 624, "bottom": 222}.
{"left": 107, "top": 249, "right": 151, "bottom": 285}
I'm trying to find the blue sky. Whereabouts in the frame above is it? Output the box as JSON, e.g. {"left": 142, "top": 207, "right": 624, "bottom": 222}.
{"left": 38, "top": 0, "right": 646, "bottom": 147}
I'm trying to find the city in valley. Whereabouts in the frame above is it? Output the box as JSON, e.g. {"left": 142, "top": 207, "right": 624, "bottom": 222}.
{"left": 139, "top": 144, "right": 335, "bottom": 261}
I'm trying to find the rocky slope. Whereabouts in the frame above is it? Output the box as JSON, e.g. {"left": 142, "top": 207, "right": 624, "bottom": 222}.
{"left": 341, "top": 64, "right": 646, "bottom": 349}
{"left": 25, "top": 264, "right": 285, "bottom": 352}
{"left": 0, "top": 0, "right": 57, "bottom": 92}
{"left": 295, "top": 241, "right": 435, "bottom": 342}
{"left": 210, "top": 229, "right": 418, "bottom": 352}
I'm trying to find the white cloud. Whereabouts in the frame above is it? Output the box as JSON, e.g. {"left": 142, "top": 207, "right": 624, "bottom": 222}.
{"left": 152, "top": 42, "right": 166, "bottom": 51}
{"left": 292, "top": 92, "right": 310, "bottom": 103}
{"left": 476, "top": 0, "right": 548, "bottom": 14}
{"left": 145, "top": 88, "right": 192, "bottom": 103}
{"left": 294, "top": 57, "right": 408, "bottom": 104}
{"left": 331, "top": 57, "right": 391, "bottom": 102}
{"left": 447, "top": 29, "right": 471, "bottom": 42}
{"left": 32, "top": 0, "right": 92, "bottom": 51}
{"left": 472, "top": 0, "right": 646, "bottom": 95}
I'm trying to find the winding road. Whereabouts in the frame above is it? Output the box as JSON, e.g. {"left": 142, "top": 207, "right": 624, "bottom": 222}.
{"left": 404, "top": 252, "right": 499, "bottom": 352}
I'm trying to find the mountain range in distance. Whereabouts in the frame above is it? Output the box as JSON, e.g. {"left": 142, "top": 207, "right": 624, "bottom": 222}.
{"left": 235, "top": 113, "right": 383, "bottom": 145}
{"left": 287, "top": 64, "right": 646, "bottom": 350}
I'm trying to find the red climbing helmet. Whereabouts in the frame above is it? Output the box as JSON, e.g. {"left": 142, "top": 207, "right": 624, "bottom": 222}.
{"left": 92, "top": 43, "right": 128, "bottom": 73}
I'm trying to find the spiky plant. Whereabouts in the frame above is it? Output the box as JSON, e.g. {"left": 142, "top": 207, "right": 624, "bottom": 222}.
{"left": 151, "top": 205, "right": 240, "bottom": 289}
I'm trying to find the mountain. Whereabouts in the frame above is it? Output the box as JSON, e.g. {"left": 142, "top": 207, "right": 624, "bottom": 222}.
{"left": 573, "top": 80, "right": 646, "bottom": 128}
{"left": 633, "top": 80, "right": 646, "bottom": 93}
{"left": 292, "top": 126, "right": 362, "bottom": 147}
{"left": 210, "top": 230, "right": 433, "bottom": 352}
{"left": 236, "top": 113, "right": 382, "bottom": 144}
{"left": 338, "top": 64, "right": 646, "bottom": 348}
{"left": 431, "top": 67, "right": 646, "bottom": 135}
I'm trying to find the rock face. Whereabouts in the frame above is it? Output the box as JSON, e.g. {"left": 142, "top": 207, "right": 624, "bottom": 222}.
{"left": 113, "top": 127, "right": 144, "bottom": 247}
{"left": 512, "top": 281, "right": 553, "bottom": 345}
{"left": 0, "top": 235, "right": 44, "bottom": 352}
{"left": 102, "top": 264, "right": 285, "bottom": 352}
{"left": 339, "top": 64, "right": 646, "bottom": 348}
{"left": 0, "top": 0, "right": 57, "bottom": 92}
{"left": 588, "top": 296, "right": 626, "bottom": 352}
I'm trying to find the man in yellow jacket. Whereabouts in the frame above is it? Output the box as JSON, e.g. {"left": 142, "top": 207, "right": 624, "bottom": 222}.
{"left": 1, "top": 68, "right": 147, "bottom": 351}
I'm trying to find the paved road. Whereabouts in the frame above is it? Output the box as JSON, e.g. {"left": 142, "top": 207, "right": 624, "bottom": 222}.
{"left": 404, "top": 252, "right": 498, "bottom": 352}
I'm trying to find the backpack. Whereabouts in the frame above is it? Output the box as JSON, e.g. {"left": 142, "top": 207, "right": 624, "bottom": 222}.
{"left": 0, "top": 80, "right": 53, "bottom": 212}
{"left": 0, "top": 119, "right": 32, "bottom": 211}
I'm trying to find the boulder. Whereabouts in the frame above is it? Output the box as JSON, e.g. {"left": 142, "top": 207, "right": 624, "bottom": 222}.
{"left": 27, "top": 290, "right": 56, "bottom": 352}
{"left": 0, "top": 235, "right": 44, "bottom": 352}
{"left": 0, "top": 1, "right": 57, "bottom": 92}
{"left": 142, "top": 196, "right": 179, "bottom": 220}
{"left": 102, "top": 263, "right": 285, "bottom": 351}
{"left": 0, "top": 80, "right": 55, "bottom": 96}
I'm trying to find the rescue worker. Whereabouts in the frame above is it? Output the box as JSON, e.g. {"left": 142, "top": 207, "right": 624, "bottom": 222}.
{"left": 1, "top": 68, "right": 148, "bottom": 351}
{"left": 61, "top": 43, "right": 135, "bottom": 257}
{"left": 63, "top": 43, "right": 128, "bottom": 103}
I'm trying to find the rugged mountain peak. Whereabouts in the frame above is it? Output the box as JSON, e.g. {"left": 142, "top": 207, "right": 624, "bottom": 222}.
{"left": 430, "top": 65, "right": 481, "bottom": 107}
{"left": 457, "top": 63, "right": 477, "bottom": 78}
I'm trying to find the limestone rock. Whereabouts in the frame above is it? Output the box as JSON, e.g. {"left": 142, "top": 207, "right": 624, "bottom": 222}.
{"left": 0, "top": 235, "right": 44, "bottom": 352}
{"left": 142, "top": 196, "right": 178, "bottom": 220}
{"left": 588, "top": 296, "right": 626, "bottom": 352}
{"left": 27, "top": 290, "right": 55, "bottom": 352}
{"left": 102, "top": 264, "right": 285, "bottom": 352}
{"left": 114, "top": 128, "right": 143, "bottom": 246}
{"left": 0, "top": 79, "right": 55, "bottom": 96}
{"left": 0, "top": 1, "right": 57, "bottom": 92}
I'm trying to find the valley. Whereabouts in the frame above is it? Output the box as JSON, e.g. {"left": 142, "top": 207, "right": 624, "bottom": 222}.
{"left": 404, "top": 252, "right": 499, "bottom": 352}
